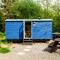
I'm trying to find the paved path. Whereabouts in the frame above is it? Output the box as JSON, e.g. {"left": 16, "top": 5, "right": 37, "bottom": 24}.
{"left": 0, "top": 43, "right": 60, "bottom": 60}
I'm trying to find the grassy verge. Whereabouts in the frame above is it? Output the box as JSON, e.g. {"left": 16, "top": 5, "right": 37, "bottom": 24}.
{"left": 0, "top": 47, "right": 10, "bottom": 54}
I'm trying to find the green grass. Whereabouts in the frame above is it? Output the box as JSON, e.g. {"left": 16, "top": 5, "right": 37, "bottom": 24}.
{"left": 0, "top": 48, "right": 10, "bottom": 54}
{"left": 0, "top": 32, "right": 10, "bottom": 54}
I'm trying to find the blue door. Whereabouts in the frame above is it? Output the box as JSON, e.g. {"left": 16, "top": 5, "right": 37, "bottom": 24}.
{"left": 32, "top": 21, "right": 52, "bottom": 39}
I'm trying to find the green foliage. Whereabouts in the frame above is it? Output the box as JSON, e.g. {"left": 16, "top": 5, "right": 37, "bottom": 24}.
{"left": 53, "top": 15, "right": 60, "bottom": 32}
{"left": 41, "top": 9, "right": 53, "bottom": 19}
{"left": 0, "top": 32, "right": 6, "bottom": 44}
{"left": 0, "top": 12, "right": 3, "bottom": 22}
{"left": 0, "top": 48, "right": 10, "bottom": 54}
{"left": 10, "top": 0, "right": 43, "bottom": 19}
{"left": 0, "top": 11, "right": 4, "bottom": 32}
{"left": 0, "top": 32, "right": 5, "bottom": 40}
{"left": 0, "top": 32, "right": 9, "bottom": 54}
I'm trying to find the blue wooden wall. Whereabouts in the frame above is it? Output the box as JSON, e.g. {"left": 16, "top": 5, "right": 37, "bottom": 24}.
{"left": 5, "top": 21, "right": 23, "bottom": 40}
{"left": 32, "top": 21, "right": 52, "bottom": 39}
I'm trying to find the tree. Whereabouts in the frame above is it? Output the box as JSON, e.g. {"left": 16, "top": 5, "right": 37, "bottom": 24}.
{"left": 52, "top": 0, "right": 60, "bottom": 32}
{"left": 0, "top": 0, "right": 16, "bottom": 32}
{"left": 10, "top": 0, "right": 43, "bottom": 19}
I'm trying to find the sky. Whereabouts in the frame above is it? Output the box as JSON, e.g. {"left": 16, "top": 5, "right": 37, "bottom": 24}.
{"left": 34, "top": 0, "right": 60, "bottom": 4}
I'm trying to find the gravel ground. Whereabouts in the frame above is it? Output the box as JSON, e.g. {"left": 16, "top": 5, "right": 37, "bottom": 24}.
{"left": 0, "top": 42, "right": 60, "bottom": 60}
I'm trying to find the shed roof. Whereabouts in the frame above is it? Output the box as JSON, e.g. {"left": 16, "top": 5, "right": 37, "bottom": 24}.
{"left": 5, "top": 19, "right": 52, "bottom": 22}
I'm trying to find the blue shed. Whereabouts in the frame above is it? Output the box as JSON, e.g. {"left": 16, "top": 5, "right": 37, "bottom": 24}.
{"left": 5, "top": 19, "right": 52, "bottom": 41}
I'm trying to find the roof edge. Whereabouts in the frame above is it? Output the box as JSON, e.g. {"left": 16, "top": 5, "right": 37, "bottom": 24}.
{"left": 5, "top": 19, "right": 52, "bottom": 21}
